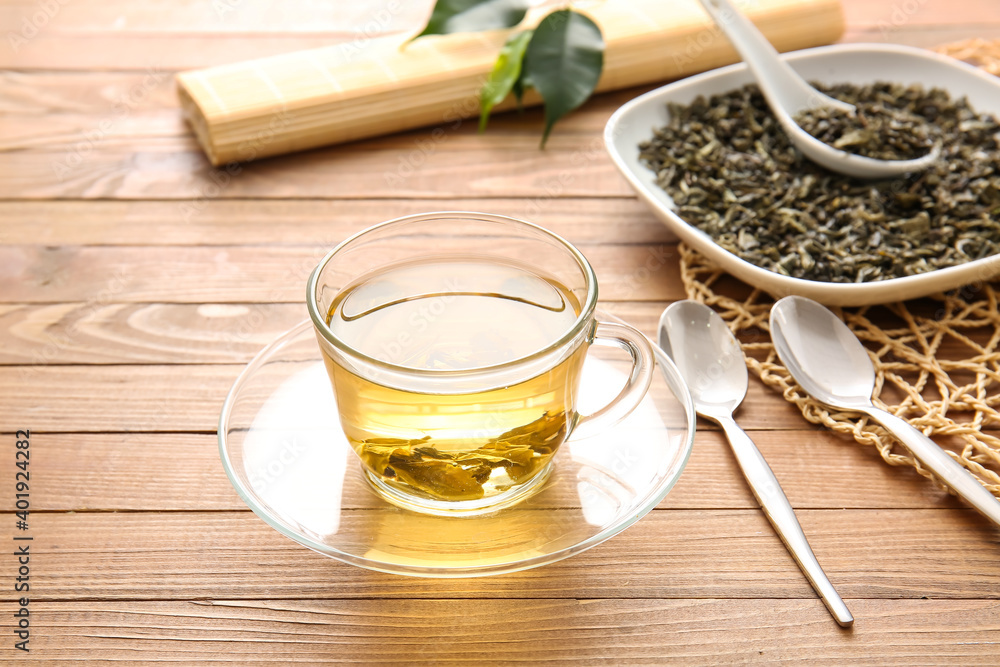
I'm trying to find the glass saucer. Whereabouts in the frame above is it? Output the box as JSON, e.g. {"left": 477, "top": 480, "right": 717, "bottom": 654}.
{"left": 218, "top": 315, "right": 695, "bottom": 578}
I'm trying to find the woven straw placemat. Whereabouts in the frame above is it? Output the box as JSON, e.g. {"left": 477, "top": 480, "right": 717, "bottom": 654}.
{"left": 935, "top": 38, "right": 1000, "bottom": 75}
{"left": 677, "top": 39, "right": 1000, "bottom": 498}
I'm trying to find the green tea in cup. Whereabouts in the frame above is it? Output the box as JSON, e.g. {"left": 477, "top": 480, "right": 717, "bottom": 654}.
{"left": 308, "top": 213, "right": 653, "bottom": 516}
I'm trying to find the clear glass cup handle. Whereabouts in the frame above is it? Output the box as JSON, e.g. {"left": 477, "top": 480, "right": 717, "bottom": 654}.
{"left": 572, "top": 320, "right": 655, "bottom": 440}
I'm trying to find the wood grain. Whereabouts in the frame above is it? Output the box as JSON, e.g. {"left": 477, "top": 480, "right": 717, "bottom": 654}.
{"left": 0, "top": 364, "right": 239, "bottom": 432}
{"left": 0, "top": 302, "right": 671, "bottom": 366}
{"left": 0, "top": 103, "right": 644, "bottom": 153}
{"left": 0, "top": 243, "right": 682, "bottom": 303}
{"left": 0, "top": 110, "right": 187, "bottom": 152}
{"left": 0, "top": 362, "right": 804, "bottom": 432}
{"left": 2, "top": 0, "right": 995, "bottom": 74}
{"left": 3, "top": 0, "right": 999, "bottom": 662}
{"left": 0, "top": 71, "right": 179, "bottom": 114}
{"left": 0, "top": 199, "right": 674, "bottom": 246}
{"left": 1, "top": 0, "right": 429, "bottom": 70}
{"left": 841, "top": 26, "right": 1000, "bottom": 47}
{"left": 1, "top": 298, "right": 992, "bottom": 368}
{"left": 5, "top": 510, "right": 998, "bottom": 601}
{"left": 0, "top": 0, "right": 430, "bottom": 34}
{"left": 0, "top": 70, "right": 648, "bottom": 123}
{"left": 0, "top": 302, "right": 303, "bottom": 365}
{"left": 0, "top": 144, "right": 636, "bottom": 200}
{"left": 842, "top": 0, "right": 999, "bottom": 27}
{"left": 13, "top": 599, "right": 1000, "bottom": 664}
{"left": 3, "top": 33, "right": 410, "bottom": 71}
{"left": 0, "top": 429, "right": 968, "bottom": 512}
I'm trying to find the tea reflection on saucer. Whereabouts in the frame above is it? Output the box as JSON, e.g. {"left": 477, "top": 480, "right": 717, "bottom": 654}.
{"left": 219, "top": 318, "right": 694, "bottom": 577}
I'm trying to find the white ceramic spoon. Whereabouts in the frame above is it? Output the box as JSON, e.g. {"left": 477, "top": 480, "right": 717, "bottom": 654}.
{"left": 699, "top": 0, "right": 940, "bottom": 179}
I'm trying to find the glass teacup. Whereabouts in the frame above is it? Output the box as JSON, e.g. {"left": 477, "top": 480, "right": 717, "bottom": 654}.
{"left": 307, "top": 212, "right": 653, "bottom": 516}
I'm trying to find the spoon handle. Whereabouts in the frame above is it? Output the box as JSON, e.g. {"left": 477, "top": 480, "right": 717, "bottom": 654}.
{"left": 863, "top": 407, "right": 1000, "bottom": 528}
{"left": 696, "top": 0, "right": 851, "bottom": 115}
{"left": 717, "top": 416, "right": 854, "bottom": 627}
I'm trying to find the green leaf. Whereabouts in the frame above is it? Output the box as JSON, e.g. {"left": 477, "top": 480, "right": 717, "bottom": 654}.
{"left": 415, "top": 0, "right": 529, "bottom": 39}
{"left": 512, "top": 71, "right": 532, "bottom": 111}
{"left": 479, "top": 30, "right": 533, "bottom": 133}
{"left": 522, "top": 9, "right": 604, "bottom": 147}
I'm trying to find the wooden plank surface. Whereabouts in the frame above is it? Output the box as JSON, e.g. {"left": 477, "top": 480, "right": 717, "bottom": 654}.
{"left": 15, "top": 599, "right": 1000, "bottom": 665}
{"left": 0, "top": 430, "right": 972, "bottom": 511}
{"left": 0, "top": 199, "right": 676, "bottom": 246}
{"left": 3, "top": 0, "right": 996, "bottom": 70}
{"left": 0, "top": 298, "right": 988, "bottom": 365}
{"left": 3, "top": 0, "right": 1000, "bottom": 662}
{"left": 1, "top": 0, "right": 429, "bottom": 70}
{"left": 0, "top": 0, "right": 430, "bottom": 34}
{"left": 10, "top": 510, "right": 1000, "bottom": 601}
{"left": 0, "top": 362, "right": 805, "bottom": 432}
{"left": 0, "top": 104, "right": 632, "bottom": 153}
{"left": 0, "top": 145, "right": 636, "bottom": 200}
{"left": 0, "top": 243, "right": 681, "bottom": 302}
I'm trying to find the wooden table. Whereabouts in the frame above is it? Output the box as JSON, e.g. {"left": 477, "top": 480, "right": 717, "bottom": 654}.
{"left": 3, "top": 1, "right": 999, "bottom": 663}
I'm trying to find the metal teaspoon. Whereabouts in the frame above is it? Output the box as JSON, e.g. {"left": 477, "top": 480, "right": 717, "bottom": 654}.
{"left": 659, "top": 300, "right": 854, "bottom": 627}
{"left": 770, "top": 296, "right": 1000, "bottom": 529}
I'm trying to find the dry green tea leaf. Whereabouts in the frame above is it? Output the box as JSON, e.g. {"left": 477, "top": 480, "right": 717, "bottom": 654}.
{"left": 795, "top": 101, "right": 938, "bottom": 160}
{"left": 639, "top": 82, "right": 1000, "bottom": 283}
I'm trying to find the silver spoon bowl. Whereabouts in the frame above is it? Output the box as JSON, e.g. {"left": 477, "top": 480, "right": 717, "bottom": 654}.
{"left": 659, "top": 300, "right": 853, "bottom": 627}
{"left": 770, "top": 296, "right": 1000, "bottom": 528}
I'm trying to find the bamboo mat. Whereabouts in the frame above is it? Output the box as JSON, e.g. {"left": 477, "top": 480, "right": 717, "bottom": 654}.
{"left": 176, "top": 0, "right": 845, "bottom": 165}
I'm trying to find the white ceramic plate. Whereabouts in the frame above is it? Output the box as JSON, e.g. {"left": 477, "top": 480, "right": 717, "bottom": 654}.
{"left": 605, "top": 43, "right": 1000, "bottom": 306}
